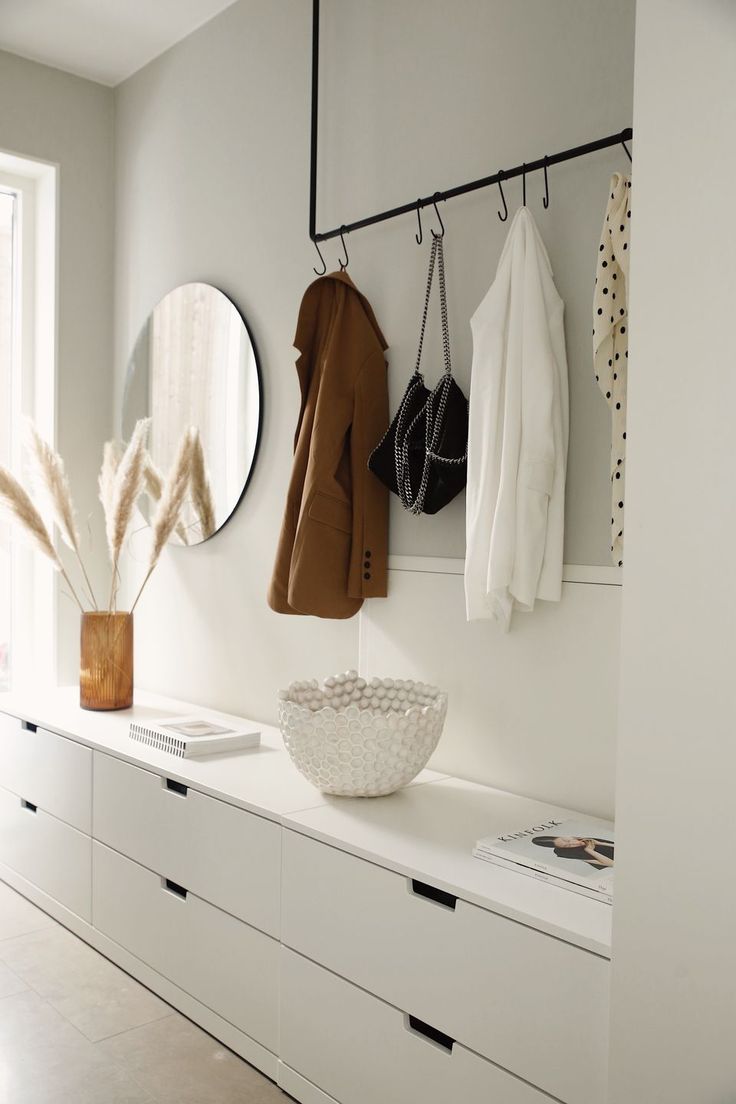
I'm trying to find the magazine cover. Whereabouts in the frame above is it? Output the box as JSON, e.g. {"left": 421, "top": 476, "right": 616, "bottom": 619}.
{"left": 474, "top": 816, "right": 614, "bottom": 896}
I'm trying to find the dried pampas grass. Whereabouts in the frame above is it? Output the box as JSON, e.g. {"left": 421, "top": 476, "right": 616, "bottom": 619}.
{"left": 150, "top": 429, "right": 196, "bottom": 565}
{"left": 26, "top": 423, "right": 98, "bottom": 609}
{"left": 143, "top": 454, "right": 163, "bottom": 501}
{"left": 189, "top": 430, "right": 215, "bottom": 541}
{"left": 98, "top": 440, "right": 120, "bottom": 522}
{"left": 131, "top": 428, "right": 196, "bottom": 613}
{"left": 3, "top": 416, "right": 204, "bottom": 620}
{"left": 105, "top": 418, "right": 151, "bottom": 610}
{"left": 143, "top": 452, "right": 189, "bottom": 546}
{"left": 0, "top": 465, "right": 85, "bottom": 612}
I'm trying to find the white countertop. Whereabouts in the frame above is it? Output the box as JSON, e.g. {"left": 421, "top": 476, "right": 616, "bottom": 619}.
{"left": 0, "top": 687, "right": 336, "bottom": 821}
{"left": 282, "top": 777, "right": 613, "bottom": 958}
{"left": 0, "top": 687, "right": 613, "bottom": 958}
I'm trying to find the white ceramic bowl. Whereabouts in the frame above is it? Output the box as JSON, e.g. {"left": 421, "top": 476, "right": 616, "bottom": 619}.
{"left": 278, "top": 670, "right": 447, "bottom": 797}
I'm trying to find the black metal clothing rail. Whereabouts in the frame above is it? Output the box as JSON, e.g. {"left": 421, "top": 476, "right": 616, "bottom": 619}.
{"left": 309, "top": 0, "right": 632, "bottom": 247}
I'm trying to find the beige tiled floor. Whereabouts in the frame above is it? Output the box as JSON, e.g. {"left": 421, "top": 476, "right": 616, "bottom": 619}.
{"left": 0, "top": 881, "right": 287, "bottom": 1103}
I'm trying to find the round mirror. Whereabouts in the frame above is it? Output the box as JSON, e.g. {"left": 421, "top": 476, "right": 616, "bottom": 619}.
{"left": 122, "top": 282, "right": 262, "bottom": 545}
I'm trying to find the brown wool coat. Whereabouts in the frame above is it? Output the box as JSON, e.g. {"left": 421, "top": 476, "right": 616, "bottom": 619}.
{"left": 268, "top": 271, "right": 389, "bottom": 619}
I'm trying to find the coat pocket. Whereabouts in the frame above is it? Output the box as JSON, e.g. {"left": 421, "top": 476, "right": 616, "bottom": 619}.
{"left": 308, "top": 492, "right": 352, "bottom": 535}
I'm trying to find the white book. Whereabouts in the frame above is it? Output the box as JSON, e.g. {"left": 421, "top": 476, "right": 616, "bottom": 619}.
{"left": 474, "top": 814, "right": 614, "bottom": 898}
{"left": 129, "top": 715, "right": 260, "bottom": 758}
{"left": 473, "top": 849, "right": 613, "bottom": 904}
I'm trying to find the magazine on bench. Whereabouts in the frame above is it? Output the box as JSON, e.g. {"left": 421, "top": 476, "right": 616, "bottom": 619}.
{"left": 129, "top": 715, "right": 261, "bottom": 758}
{"left": 473, "top": 815, "right": 614, "bottom": 899}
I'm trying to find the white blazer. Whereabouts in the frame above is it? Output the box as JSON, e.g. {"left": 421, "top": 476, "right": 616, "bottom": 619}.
{"left": 465, "top": 207, "right": 569, "bottom": 629}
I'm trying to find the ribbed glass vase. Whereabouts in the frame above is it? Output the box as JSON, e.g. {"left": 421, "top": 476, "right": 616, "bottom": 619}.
{"left": 79, "top": 612, "right": 133, "bottom": 711}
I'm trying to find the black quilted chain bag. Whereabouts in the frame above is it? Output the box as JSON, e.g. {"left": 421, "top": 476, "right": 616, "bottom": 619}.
{"left": 369, "top": 232, "right": 468, "bottom": 515}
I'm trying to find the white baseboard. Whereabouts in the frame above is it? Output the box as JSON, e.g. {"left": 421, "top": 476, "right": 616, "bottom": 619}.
{"left": 278, "top": 1062, "right": 340, "bottom": 1104}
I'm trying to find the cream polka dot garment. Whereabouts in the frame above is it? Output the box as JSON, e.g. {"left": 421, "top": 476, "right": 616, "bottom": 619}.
{"left": 594, "top": 172, "right": 631, "bottom": 567}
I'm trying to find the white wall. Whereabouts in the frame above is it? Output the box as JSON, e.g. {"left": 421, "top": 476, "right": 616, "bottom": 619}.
{"left": 114, "top": 0, "right": 635, "bottom": 763}
{"left": 0, "top": 51, "right": 114, "bottom": 683}
{"left": 113, "top": 0, "right": 359, "bottom": 710}
{"left": 362, "top": 566, "right": 620, "bottom": 818}
{"left": 319, "top": 0, "right": 635, "bottom": 566}
{"left": 609, "top": 3, "right": 736, "bottom": 1100}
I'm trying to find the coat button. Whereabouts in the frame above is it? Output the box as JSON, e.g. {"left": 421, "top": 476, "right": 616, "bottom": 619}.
{"left": 363, "top": 572, "right": 371, "bottom": 581}
{"left": 364, "top": 560, "right": 371, "bottom": 569}
{"left": 364, "top": 550, "right": 372, "bottom": 558}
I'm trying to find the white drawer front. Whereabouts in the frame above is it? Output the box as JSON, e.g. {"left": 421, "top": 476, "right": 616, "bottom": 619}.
{"left": 281, "top": 948, "right": 550, "bottom": 1104}
{"left": 283, "top": 831, "right": 609, "bottom": 1104}
{"left": 0, "top": 784, "right": 91, "bottom": 920}
{"left": 93, "top": 752, "right": 280, "bottom": 935}
{"left": 0, "top": 713, "right": 91, "bottom": 833}
{"left": 92, "top": 841, "right": 278, "bottom": 1051}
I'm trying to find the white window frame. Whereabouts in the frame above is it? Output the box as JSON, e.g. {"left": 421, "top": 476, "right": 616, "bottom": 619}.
{"left": 0, "top": 150, "right": 58, "bottom": 691}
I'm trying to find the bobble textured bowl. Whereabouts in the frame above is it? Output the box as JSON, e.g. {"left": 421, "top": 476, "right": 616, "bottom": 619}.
{"left": 278, "top": 670, "right": 447, "bottom": 797}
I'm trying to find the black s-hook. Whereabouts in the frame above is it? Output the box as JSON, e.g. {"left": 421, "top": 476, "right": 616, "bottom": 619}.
{"left": 497, "top": 172, "right": 508, "bottom": 222}
{"left": 522, "top": 163, "right": 527, "bottom": 208}
{"left": 312, "top": 239, "right": 327, "bottom": 276}
{"left": 415, "top": 200, "right": 423, "bottom": 245}
{"left": 542, "top": 156, "right": 550, "bottom": 209}
{"left": 431, "top": 193, "right": 445, "bottom": 238}
{"left": 338, "top": 226, "right": 349, "bottom": 270}
{"left": 621, "top": 136, "right": 632, "bottom": 162}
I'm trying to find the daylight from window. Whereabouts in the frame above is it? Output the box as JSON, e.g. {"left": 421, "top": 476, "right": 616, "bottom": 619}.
{"left": 0, "top": 189, "right": 15, "bottom": 691}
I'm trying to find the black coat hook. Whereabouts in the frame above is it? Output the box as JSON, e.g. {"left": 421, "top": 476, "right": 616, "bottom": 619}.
{"left": 431, "top": 193, "right": 445, "bottom": 238}
{"left": 415, "top": 201, "right": 423, "bottom": 245}
{"left": 542, "top": 157, "right": 550, "bottom": 209}
{"left": 497, "top": 172, "right": 508, "bottom": 222}
{"left": 621, "top": 137, "right": 632, "bottom": 162}
{"left": 338, "top": 226, "right": 349, "bottom": 270}
{"left": 312, "top": 239, "right": 327, "bottom": 276}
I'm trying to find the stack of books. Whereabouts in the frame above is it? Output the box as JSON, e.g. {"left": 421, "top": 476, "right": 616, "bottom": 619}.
{"left": 473, "top": 815, "right": 614, "bottom": 904}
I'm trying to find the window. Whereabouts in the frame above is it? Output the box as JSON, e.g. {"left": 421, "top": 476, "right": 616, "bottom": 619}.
{"left": 0, "top": 189, "right": 14, "bottom": 688}
{"left": 0, "top": 153, "right": 57, "bottom": 691}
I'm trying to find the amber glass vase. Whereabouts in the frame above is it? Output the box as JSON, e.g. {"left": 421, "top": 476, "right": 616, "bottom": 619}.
{"left": 79, "top": 612, "right": 134, "bottom": 711}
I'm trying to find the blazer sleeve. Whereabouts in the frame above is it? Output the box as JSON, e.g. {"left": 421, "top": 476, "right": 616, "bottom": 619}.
{"left": 348, "top": 349, "right": 389, "bottom": 600}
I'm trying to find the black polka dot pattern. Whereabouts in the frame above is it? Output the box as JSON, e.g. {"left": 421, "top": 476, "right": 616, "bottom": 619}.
{"left": 593, "top": 170, "right": 631, "bottom": 567}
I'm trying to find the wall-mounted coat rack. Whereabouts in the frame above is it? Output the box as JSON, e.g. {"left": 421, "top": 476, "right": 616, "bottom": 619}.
{"left": 309, "top": 0, "right": 633, "bottom": 269}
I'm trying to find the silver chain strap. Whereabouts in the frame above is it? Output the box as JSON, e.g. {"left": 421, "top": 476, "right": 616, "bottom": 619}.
{"left": 394, "top": 234, "right": 467, "bottom": 515}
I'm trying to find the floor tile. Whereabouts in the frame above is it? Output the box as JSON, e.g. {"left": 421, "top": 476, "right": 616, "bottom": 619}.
{"left": 99, "top": 1013, "right": 286, "bottom": 1103}
{"left": 0, "top": 880, "right": 54, "bottom": 940}
{"left": 0, "top": 924, "right": 171, "bottom": 1041}
{"left": 0, "top": 959, "right": 27, "bottom": 998}
{"left": 0, "top": 989, "right": 156, "bottom": 1103}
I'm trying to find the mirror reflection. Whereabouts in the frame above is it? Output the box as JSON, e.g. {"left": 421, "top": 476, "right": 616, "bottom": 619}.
{"left": 123, "top": 282, "right": 261, "bottom": 546}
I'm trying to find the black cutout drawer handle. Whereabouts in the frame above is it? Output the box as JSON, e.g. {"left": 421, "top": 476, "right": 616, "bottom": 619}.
{"left": 165, "top": 778, "right": 188, "bottom": 797}
{"left": 163, "top": 878, "right": 187, "bottom": 900}
{"left": 21, "top": 799, "right": 37, "bottom": 813}
{"left": 411, "top": 879, "right": 457, "bottom": 910}
{"left": 407, "top": 1015, "right": 454, "bottom": 1053}
{"left": 21, "top": 721, "right": 37, "bottom": 733}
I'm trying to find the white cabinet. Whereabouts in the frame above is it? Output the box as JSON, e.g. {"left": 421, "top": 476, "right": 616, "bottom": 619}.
{"left": 0, "top": 692, "right": 613, "bottom": 1104}
{"left": 0, "top": 713, "right": 92, "bottom": 832}
{"left": 0, "top": 710, "right": 92, "bottom": 921}
{"left": 93, "top": 752, "right": 280, "bottom": 935}
{"left": 282, "top": 829, "right": 609, "bottom": 1104}
{"left": 280, "top": 947, "right": 552, "bottom": 1104}
{"left": 0, "top": 784, "right": 91, "bottom": 920}
{"left": 93, "top": 841, "right": 279, "bottom": 1051}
